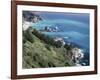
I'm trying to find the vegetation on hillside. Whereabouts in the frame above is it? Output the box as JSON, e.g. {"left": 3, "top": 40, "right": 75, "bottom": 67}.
{"left": 22, "top": 27, "right": 75, "bottom": 68}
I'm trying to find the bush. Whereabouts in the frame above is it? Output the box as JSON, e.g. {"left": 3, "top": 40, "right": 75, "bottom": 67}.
{"left": 45, "top": 45, "right": 51, "bottom": 51}
{"left": 64, "top": 44, "right": 72, "bottom": 50}
{"left": 54, "top": 41, "right": 62, "bottom": 48}
{"left": 23, "top": 28, "right": 34, "bottom": 43}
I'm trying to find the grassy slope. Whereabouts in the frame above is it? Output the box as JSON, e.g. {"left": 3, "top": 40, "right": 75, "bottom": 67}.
{"left": 23, "top": 27, "right": 75, "bottom": 68}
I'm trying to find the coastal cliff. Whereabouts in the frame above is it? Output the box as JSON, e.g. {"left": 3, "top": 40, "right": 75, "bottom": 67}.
{"left": 23, "top": 27, "right": 85, "bottom": 68}
{"left": 23, "top": 27, "right": 75, "bottom": 68}
{"left": 23, "top": 11, "right": 42, "bottom": 31}
{"left": 22, "top": 11, "right": 85, "bottom": 68}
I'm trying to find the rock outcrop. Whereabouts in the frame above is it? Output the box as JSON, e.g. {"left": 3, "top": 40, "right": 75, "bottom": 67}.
{"left": 71, "top": 47, "right": 84, "bottom": 66}
{"left": 22, "top": 11, "right": 42, "bottom": 31}
{"left": 44, "top": 26, "right": 59, "bottom": 32}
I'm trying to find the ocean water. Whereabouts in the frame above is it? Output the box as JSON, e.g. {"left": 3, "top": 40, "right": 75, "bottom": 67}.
{"left": 31, "top": 12, "right": 90, "bottom": 49}
{"left": 31, "top": 12, "right": 90, "bottom": 65}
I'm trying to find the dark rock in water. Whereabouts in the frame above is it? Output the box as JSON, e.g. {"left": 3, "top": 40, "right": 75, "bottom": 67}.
{"left": 44, "top": 26, "right": 59, "bottom": 32}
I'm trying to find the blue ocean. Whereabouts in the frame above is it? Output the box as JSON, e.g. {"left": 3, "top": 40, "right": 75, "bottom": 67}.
{"left": 31, "top": 12, "right": 90, "bottom": 65}
{"left": 32, "top": 12, "right": 89, "bottom": 49}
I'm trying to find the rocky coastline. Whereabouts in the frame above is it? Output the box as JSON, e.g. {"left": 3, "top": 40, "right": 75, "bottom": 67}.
{"left": 22, "top": 11, "right": 86, "bottom": 68}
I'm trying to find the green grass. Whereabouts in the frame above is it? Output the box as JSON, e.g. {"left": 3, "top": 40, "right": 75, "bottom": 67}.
{"left": 22, "top": 27, "right": 75, "bottom": 68}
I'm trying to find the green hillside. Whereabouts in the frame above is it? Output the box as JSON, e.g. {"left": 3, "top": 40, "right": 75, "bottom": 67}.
{"left": 22, "top": 27, "right": 75, "bottom": 68}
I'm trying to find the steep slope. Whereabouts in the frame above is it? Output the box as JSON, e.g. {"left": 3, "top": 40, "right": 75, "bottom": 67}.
{"left": 23, "top": 27, "right": 75, "bottom": 68}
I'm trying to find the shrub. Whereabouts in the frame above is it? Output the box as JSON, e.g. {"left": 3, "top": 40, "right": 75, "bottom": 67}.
{"left": 23, "top": 28, "right": 34, "bottom": 43}
{"left": 45, "top": 45, "right": 51, "bottom": 51}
